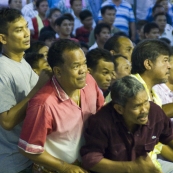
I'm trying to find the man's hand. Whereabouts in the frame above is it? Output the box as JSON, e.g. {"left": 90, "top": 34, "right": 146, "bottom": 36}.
{"left": 134, "top": 154, "right": 162, "bottom": 173}
{"left": 61, "top": 164, "right": 89, "bottom": 173}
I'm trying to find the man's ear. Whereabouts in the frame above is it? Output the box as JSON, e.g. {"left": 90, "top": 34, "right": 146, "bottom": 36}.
{"left": 53, "top": 66, "right": 61, "bottom": 77}
{"left": 87, "top": 68, "right": 92, "bottom": 74}
{"left": 110, "top": 50, "right": 116, "bottom": 55}
{"left": 113, "top": 104, "right": 124, "bottom": 115}
{"left": 0, "top": 34, "right": 7, "bottom": 45}
{"left": 144, "top": 59, "right": 152, "bottom": 70}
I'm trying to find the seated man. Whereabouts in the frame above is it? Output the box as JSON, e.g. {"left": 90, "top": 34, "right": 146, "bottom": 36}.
{"left": 104, "top": 35, "right": 134, "bottom": 62}
{"left": 89, "top": 23, "right": 111, "bottom": 50}
{"left": 18, "top": 39, "right": 104, "bottom": 173}
{"left": 86, "top": 48, "right": 114, "bottom": 93}
{"left": 154, "top": 12, "right": 173, "bottom": 45}
{"left": 143, "top": 22, "right": 160, "bottom": 39}
{"left": 81, "top": 76, "right": 173, "bottom": 173}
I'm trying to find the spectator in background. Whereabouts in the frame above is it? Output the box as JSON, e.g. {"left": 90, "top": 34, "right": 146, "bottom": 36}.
{"left": 40, "top": 8, "right": 62, "bottom": 36}
{"left": 38, "top": 31, "right": 56, "bottom": 47}
{"left": 104, "top": 35, "right": 134, "bottom": 62}
{"left": 47, "top": 0, "right": 61, "bottom": 8}
{"left": 89, "top": 23, "right": 111, "bottom": 50}
{"left": 154, "top": 12, "right": 173, "bottom": 45}
{"left": 76, "top": 10, "right": 93, "bottom": 43}
{"left": 80, "top": 42, "right": 89, "bottom": 55}
{"left": 98, "top": 0, "right": 136, "bottom": 41}
{"left": 143, "top": 22, "right": 160, "bottom": 39}
{"left": 153, "top": 49, "right": 173, "bottom": 104}
{"left": 146, "top": 0, "right": 173, "bottom": 26}
{"left": 89, "top": 5, "right": 120, "bottom": 47}
{"left": 26, "top": 41, "right": 49, "bottom": 59}
{"left": 25, "top": 53, "right": 51, "bottom": 75}
{"left": 8, "top": 0, "right": 22, "bottom": 10}
{"left": 56, "top": 0, "right": 91, "bottom": 15}
{"left": 86, "top": 48, "right": 114, "bottom": 92}
{"left": 31, "top": 0, "right": 49, "bottom": 40}
{"left": 135, "top": 20, "right": 148, "bottom": 44}
{"left": 54, "top": 15, "right": 78, "bottom": 42}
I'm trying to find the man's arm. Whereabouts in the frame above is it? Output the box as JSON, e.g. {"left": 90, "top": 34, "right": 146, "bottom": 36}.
{"left": 160, "top": 143, "right": 173, "bottom": 162}
{"left": 19, "top": 149, "right": 88, "bottom": 173}
{"left": 89, "top": 155, "right": 162, "bottom": 173}
{"left": 162, "top": 103, "right": 173, "bottom": 118}
{"left": 0, "top": 70, "right": 51, "bottom": 130}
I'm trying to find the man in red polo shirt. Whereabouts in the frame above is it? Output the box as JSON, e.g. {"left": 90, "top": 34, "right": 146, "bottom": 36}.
{"left": 18, "top": 39, "right": 104, "bottom": 173}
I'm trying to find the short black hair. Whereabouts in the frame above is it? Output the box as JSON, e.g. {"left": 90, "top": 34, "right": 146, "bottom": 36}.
{"left": 0, "top": 8, "right": 22, "bottom": 35}
{"left": 143, "top": 22, "right": 159, "bottom": 34}
{"left": 63, "top": 13, "right": 74, "bottom": 21}
{"left": 113, "top": 54, "right": 128, "bottom": 71}
{"left": 80, "top": 42, "right": 89, "bottom": 50}
{"left": 154, "top": 12, "right": 166, "bottom": 21}
{"left": 70, "top": 0, "right": 82, "bottom": 6}
{"left": 160, "top": 37, "right": 171, "bottom": 45}
{"left": 131, "top": 39, "right": 171, "bottom": 74}
{"left": 47, "top": 8, "right": 61, "bottom": 18}
{"left": 54, "top": 15, "right": 71, "bottom": 26}
{"left": 101, "top": 5, "right": 116, "bottom": 15}
{"left": 104, "top": 35, "right": 127, "bottom": 53}
{"left": 38, "top": 31, "right": 55, "bottom": 42}
{"left": 47, "top": 39, "right": 80, "bottom": 68}
{"left": 94, "top": 23, "right": 110, "bottom": 40}
{"left": 86, "top": 48, "right": 113, "bottom": 70}
{"left": 36, "top": 0, "right": 47, "bottom": 8}
{"left": 25, "top": 41, "right": 47, "bottom": 54}
{"left": 79, "top": 10, "right": 92, "bottom": 21}
{"left": 25, "top": 53, "right": 44, "bottom": 69}
{"left": 136, "top": 20, "right": 148, "bottom": 30}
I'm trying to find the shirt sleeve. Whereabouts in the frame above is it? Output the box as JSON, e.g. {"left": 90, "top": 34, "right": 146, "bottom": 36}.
{"left": 80, "top": 115, "right": 108, "bottom": 169}
{"left": 129, "top": 6, "right": 135, "bottom": 22}
{"left": 0, "top": 75, "right": 17, "bottom": 113}
{"left": 18, "top": 102, "right": 53, "bottom": 154}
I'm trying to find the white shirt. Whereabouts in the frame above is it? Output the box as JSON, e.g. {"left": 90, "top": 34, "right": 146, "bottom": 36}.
{"left": 159, "top": 24, "right": 173, "bottom": 46}
{"left": 89, "top": 42, "right": 98, "bottom": 50}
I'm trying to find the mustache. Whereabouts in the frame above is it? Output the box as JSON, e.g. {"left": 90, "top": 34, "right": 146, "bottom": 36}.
{"left": 137, "top": 113, "right": 148, "bottom": 119}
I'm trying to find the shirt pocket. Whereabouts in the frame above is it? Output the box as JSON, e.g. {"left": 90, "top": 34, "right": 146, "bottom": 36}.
{"left": 109, "top": 143, "right": 127, "bottom": 160}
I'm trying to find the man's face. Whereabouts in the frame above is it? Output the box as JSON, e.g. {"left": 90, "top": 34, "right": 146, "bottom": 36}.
{"left": 150, "top": 54, "right": 171, "bottom": 84}
{"left": 89, "top": 59, "right": 114, "bottom": 90}
{"left": 145, "top": 28, "right": 160, "bottom": 39}
{"left": 59, "top": 19, "right": 72, "bottom": 36}
{"left": 34, "top": 57, "right": 51, "bottom": 76}
{"left": 97, "top": 27, "right": 111, "bottom": 44}
{"left": 168, "top": 56, "right": 173, "bottom": 84}
{"left": 55, "top": 48, "right": 88, "bottom": 91}
{"left": 82, "top": 16, "right": 93, "bottom": 29}
{"left": 71, "top": 0, "right": 82, "bottom": 15}
{"left": 118, "top": 37, "right": 134, "bottom": 62}
{"left": 37, "top": 1, "right": 49, "bottom": 16}
{"left": 49, "top": 11, "right": 61, "bottom": 25}
{"left": 155, "top": 15, "right": 167, "bottom": 31}
{"left": 3, "top": 16, "right": 30, "bottom": 53}
{"left": 115, "top": 57, "right": 131, "bottom": 79}
{"left": 159, "top": 0, "right": 169, "bottom": 12}
{"left": 9, "top": 0, "right": 22, "bottom": 10}
{"left": 137, "top": 25, "right": 145, "bottom": 40}
{"left": 120, "top": 90, "right": 150, "bottom": 129}
{"left": 38, "top": 46, "right": 49, "bottom": 59}
{"left": 102, "top": 9, "right": 116, "bottom": 26}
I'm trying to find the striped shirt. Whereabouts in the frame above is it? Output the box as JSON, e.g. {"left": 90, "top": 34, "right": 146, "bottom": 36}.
{"left": 98, "top": 0, "right": 135, "bottom": 35}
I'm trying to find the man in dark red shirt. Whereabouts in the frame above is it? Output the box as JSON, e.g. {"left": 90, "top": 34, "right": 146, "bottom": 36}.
{"left": 81, "top": 76, "right": 173, "bottom": 173}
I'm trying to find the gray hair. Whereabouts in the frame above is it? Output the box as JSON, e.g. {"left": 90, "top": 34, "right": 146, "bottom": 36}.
{"left": 111, "top": 76, "right": 145, "bottom": 106}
